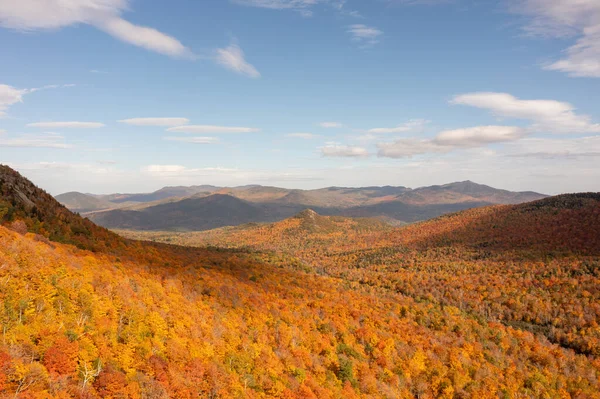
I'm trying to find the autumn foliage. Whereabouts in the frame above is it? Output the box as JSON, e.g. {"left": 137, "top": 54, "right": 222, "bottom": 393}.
{"left": 1, "top": 166, "right": 600, "bottom": 398}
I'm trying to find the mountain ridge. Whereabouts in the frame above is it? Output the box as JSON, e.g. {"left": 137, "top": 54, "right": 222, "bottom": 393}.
{"left": 55, "top": 180, "right": 547, "bottom": 231}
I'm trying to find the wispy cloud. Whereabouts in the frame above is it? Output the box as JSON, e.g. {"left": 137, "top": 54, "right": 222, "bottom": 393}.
{"left": 452, "top": 92, "right": 600, "bottom": 133}
{"left": 388, "top": 0, "right": 452, "bottom": 5}
{"left": 0, "top": 84, "right": 25, "bottom": 117}
{"left": 512, "top": 0, "right": 600, "bottom": 77}
{"left": 377, "top": 125, "right": 528, "bottom": 159}
{"left": 167, "top": 125, "right": 260, "bottom": 134}
{"left": 377, "top": 138, "right": 449, "bottom": 158}
{"left": 164, "top": 136, "right": 219, "bottom": 144}
{"left": 230, "top": 0, "right": 346, "bottom": 17}
{"left": 286, "top": 133, "right": 320, "bottom": 139}
{"left": 0, "top": 0, "right": 194, "bottom": 59}
{"left": 510, "top": 151, "right": 600, "bottom": 159}
{"left": 215, "top": 44, "right": 261, "bottom": 78}
{"left": 505, "top": 135, "right": 600, "bottom": 159}
{"left": 320, "top": 142, "right": 370, "bottom": 158}
{"left": 27, "top": 121, "right": 105, "bottom": 129}
{"left": 0, "top": 132, "right": 72, "bottom": 149}
{"left": 119, "top": 117, "right": 190, "bottom": 127}
{"left": 434, "top": 126, "right": 527, "bottom": 147}
{"left": 368, "top": 119, "right": 430, "bottom": 134}
{"left": 0, "top": 83, "right": 76, "bottom": 117}
{"left": 319, "top": 122, "right": 343, "bottom": 128}
{"left": 347, "top": 24, "right": 383, "bottom": 47}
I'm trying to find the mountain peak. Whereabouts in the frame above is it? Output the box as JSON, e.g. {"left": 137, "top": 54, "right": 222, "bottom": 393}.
{"left": 294, "top": 208, "right": 319, "bottom": 220}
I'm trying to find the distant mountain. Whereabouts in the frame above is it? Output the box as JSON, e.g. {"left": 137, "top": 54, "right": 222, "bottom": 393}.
{"left": 399, "top": 181, "right": 545, "bottom": 205}
{"left": 55, "top": 191, "right": 117, "bottom": 213}
{"left": 101, "top": 185, "right": 220, "bottom": 203}
{"left": 89, "top": 194, "right": 267, "bottom": 231}
{"left": 82, "top": 181, "right": 547, "bottom": 231}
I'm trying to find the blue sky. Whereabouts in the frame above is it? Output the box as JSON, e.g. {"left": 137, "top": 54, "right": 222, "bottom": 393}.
{"left": 1, "top": 0, "right": 599, "bottom": 195}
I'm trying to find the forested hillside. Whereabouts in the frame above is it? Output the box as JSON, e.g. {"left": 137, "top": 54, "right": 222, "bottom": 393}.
{"left": 1, "top": 166, "right": 599, "bottom": 398}
{"left": 126, "top": 195, "right": 600, "bottom": 359}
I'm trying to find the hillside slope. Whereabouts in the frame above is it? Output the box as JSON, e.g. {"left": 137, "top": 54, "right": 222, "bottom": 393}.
{"left": 124, "top": 196, "right": 600, "bottom": 358}
{"left": 398, "top": 193, "right": 600, "bottom": 255}
{"left": 2, "top": 167, "right": 598, "bottom": 397}
{"left": 0, "top": 165, "right": 122, "bottom": 252}
{"left": 89, "top": 194, "right": 267, "bottom": 231}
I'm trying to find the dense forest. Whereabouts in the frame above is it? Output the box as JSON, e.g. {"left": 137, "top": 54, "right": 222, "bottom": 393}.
{"left": 1, "top": 166, "right": 600, "bottom": 398}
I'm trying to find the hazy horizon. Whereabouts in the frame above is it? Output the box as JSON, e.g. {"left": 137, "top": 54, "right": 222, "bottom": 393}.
{"left": 51, "top": 178, "right": 554, "bottom": 198}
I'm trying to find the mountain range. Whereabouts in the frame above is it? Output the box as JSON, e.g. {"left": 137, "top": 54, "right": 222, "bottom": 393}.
{"left": 56, "top": 181, "right": 546, "bottom": 231}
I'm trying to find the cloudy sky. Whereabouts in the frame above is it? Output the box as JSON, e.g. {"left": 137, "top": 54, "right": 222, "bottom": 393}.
{"left": 1, "top": 0, "right": 599, "bottom": 195}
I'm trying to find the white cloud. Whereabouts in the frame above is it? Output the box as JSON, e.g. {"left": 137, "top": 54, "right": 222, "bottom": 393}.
{"left": 144, "top": 164, "right": 187, "bottom": 174}
{"left": 377, "top": 125, "right": 527, "bottom": 158}
{"left": 506, "top": 135, "right": 600, "bottom": 159}
{"left": 96, "top": 16, "right": 193, "bottom": 58}
{"left": 287, "top": 133, "right": 320, "bottom": 139}
{"left": 347, "top": 24, "right": 383, "bottom": 46}
{"left": 230, "top": 0, "right": 347, "bottom": 16}
{"left": 231, "top": 0, "right": 316, "bottom": 13}
{"left": 368, "top": 119, "right": 430, "bottom": 134}
{"left": 319, "top": 122, "right": 343, "bottom": 128}
{"left": 377, "top": 138, "right": 449, "bottom": 158}
{"left": 0, "top": 84, "right": 25, "bottom": 117}
{"left": 286, "top": 133, "right": 319, "bottom": 139}
{"left": 164, "top": 136, "right": 219, "bottom": 144}
{"left": 545, "top": 26, "right": 600, "bottom": 77}
{"left": 118, "top": 117, "right": 190, "bottom": 127}
{"left": 513, "top": 0, "right": 600, "bottom": 77}
{"left": 320, "top": 142, "right": 369, "bottom": 158}
{"left": 451, "top": 92, "right": 600, "bottom": 134}
{"left": 0, "top": 0, "right": 193, "bottom": 58}
{"left": 434, "top": 126, "right": 527, "bottom": 147}
{"left": 27, "top": 121, "right": 105, "bottom": 129}
{"left": 215, "top": 44, "right": 261, "bottom": 78}
{"left": 0, "top": 132, "right": 72, "bottom": 149}
{"left": 389, "top": 0, "right": 451, "bottom": 4}
{"left": 167, "top": 125, "right": 260, "bottom": 134}
{"left": 0, "top": 83, "right": 76, "bottom": 117}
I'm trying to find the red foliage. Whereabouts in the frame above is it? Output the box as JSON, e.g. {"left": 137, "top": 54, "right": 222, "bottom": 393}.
{"left": 0, "top": 351, "right": 10, "bottom": 391}
{"left": 44, "top": 337, "right": 79, "bottom": 377}
{"left": 148, "top": 355, "right": 169, "bottom": 387}
{"left": 93, "top": 365, "right": 129, "bottom": 399}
